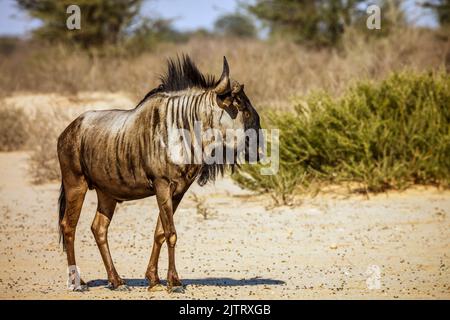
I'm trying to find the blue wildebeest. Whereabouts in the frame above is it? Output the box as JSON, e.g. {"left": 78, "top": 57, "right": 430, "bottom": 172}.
{"left": 57, "top": 55, "right": 261, "bottom": 291}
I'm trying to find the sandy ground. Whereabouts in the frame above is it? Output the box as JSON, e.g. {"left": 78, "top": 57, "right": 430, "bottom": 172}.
{"left": 1, "top": 92, "right": 449, "bottom": 299}
{"left": 0, "top": 151, "right": 449, "bottom": 300}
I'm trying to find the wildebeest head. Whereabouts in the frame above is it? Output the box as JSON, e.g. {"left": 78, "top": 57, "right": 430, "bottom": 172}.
{"left": 211, "top": 57, "right": 262, "bottom": 163}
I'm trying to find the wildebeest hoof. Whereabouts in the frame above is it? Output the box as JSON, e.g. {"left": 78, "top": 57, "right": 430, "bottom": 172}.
{"left": 168, "top": 285, "right": 185, "bottom": 294}
{"left": 67, "top": 277, "right": 88, "bottom": 292}
{"left": 71, "top": 284, "right": 88, "bottom": 292}
{"left": 107, "top": 282, "right": 128, "bottom": 290}
{"left": 112, "top": 284, "right": 131, "bottom": 292}
{"left": 107, "top": 278, "right": 126, "bottom": 290}
{"left": 148, "top": 283, "right": 165, "bottom": 292}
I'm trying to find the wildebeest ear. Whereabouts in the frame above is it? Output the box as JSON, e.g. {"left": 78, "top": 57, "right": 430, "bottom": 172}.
{"left": 214, "top": 56, "right": 230, "bottom": 95}
{"left": 231, "top": 82, "right": 243, "bottom": 97}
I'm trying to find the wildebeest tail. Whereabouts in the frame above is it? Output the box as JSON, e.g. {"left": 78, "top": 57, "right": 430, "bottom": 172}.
{"left": 58, "top": 183, "right": 66, "bottom": 251}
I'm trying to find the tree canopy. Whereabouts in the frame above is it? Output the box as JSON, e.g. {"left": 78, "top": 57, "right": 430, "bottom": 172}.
{"left": 422, "top": 0, "right": 450, "bottom": 27}
{"left": 214, "top": 12, "right": 257, "bottom": 38}
{"left": 248, "top": 0, "right": 366, "bottom": 47}
{"left": 16, "top": 0, "right": 143, "bottom": 47}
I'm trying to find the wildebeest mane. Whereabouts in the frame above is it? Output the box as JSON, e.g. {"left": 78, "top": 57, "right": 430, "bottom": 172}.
{"left": 159, "top": 54, "right": 217, "bottom": 93}
{"left": 136, "top": 54, "right": 217, "bottom": 107}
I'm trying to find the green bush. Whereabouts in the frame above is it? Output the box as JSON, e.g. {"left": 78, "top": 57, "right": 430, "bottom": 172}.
{"left": 0, "top": 107, "right": 30, "bottom": 151}
{"left": 233, "top": 71, "right": 450, "bottom": 202}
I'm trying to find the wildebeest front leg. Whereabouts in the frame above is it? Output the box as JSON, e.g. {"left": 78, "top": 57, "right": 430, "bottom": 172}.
{"left": 146, "top": 193, "right": 184, "bottom": 291}
{"left": 154, "top": 179, "right": 182, "bottom": 289}
{"left": 91, "top": 190, "right": 124, "bottom": 289}
{"left": 146, "top": 217, "right": 165, "bottom": 290}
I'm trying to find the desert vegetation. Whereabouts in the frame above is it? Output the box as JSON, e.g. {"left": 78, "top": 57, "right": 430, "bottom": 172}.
{"left": 1, "top": 27, "right": 448, "bottom": 108}
{"left": 0, "top": 106, "right": 30, "bottom": 151}
{"left": 0, "top": 0, "right": 449, "bottom": 201}
{"left": 233, "top": 71, "right": 450, "bottom": 203}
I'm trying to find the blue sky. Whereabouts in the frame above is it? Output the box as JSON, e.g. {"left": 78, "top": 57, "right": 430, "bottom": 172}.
{"left": 0, "top": 0, "right": 437, "bottom": 36}
{"left": 0, "top": 0, "right": 239, "bottom": 36}
{"left": 142, "top": 0, "right": 239, "bottom": 31}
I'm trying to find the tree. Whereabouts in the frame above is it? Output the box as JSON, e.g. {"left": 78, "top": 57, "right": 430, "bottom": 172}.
{"left": 126, "top": 17, "right": 188, "bottom": 53}
{"left": 16, "top": 0, "right": 143, "bottom": 47}
{"left": 214, "top": 12, "right": 257, "bottom": 38}
{"left": 247, "top": 0, "right": 365, "bottom": 47}
{"left": 422, "top": 0, "right": 450, "bottom": 27}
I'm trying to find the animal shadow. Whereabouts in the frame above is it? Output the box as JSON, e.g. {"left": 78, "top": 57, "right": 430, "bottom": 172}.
{"left": 87, "top": 277, "right": 285, "bottom": 288}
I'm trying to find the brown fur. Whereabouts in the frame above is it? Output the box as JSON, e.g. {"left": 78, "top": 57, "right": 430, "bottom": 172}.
{"left": 57, "top": 55, "right": 261, "bottom": 290}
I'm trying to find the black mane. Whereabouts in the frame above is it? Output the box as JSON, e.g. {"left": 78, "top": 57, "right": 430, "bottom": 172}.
{"left": 136, "top": 54, "right": 217, "bottom": 107}
{"left": 159, "top": 54, "right": 217, "bottom": 92}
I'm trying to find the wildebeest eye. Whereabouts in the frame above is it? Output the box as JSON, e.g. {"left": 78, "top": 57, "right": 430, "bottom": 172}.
{"left": 232, "top": 99, "right": 243, "bottom": 111}
{"left": 244, "top": 111, "right": 251, "bottom": 119}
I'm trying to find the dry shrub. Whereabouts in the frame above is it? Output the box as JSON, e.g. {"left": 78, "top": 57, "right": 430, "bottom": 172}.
{"left": 1, "top": 27, "right": 448, "bottom": 186}
{"left": 0, "top": 106, "right": 30, "bottom": 151}
{"left": 2, "top": 92, "right": 133, "bottom": 184}
{"left": 27, "top": 109, "right": 72, "bottom": 184}
{"left": 190, "top": 193, "right": 216, "bottom": 220}
{"left": 0, "top": 28, "right": 447, "bottom": 109}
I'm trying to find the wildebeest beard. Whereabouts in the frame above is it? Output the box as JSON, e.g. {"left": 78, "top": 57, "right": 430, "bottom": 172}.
{"left": 197, "top": 145, "right": 240, "bottom": 186}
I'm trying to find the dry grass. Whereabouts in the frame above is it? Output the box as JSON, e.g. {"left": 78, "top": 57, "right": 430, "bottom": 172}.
{"left": 0, "top": 28, "right": 448, "bottom": 185}
{"left": 190, "top": 193, "right": 216, "bottom": 220}
{"left": 0, "top": 98, "right": 69, "bottom": 183}
{"left": 0, "top": 92, "right": 134, "bottom": 184}
{"left": 0, "top": 106, "right": 30, "bottom": 151}
{"left": 26, "top": 110, "right": 72, "bottom": 184}
{"left": 0, "top": 28, "right": 448, "bottom": 109}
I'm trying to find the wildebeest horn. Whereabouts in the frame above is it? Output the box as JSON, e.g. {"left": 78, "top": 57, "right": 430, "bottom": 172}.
{"left": 214, "top": 56, "right": 230, "bottom": 95}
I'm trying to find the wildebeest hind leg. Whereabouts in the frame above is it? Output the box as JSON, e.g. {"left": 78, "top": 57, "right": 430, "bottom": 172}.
{"left": 91, "top": 190, "right": 124, "bottom": 289}
{"left": 60, "top": 175, "right": 88, "bottom": 289}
